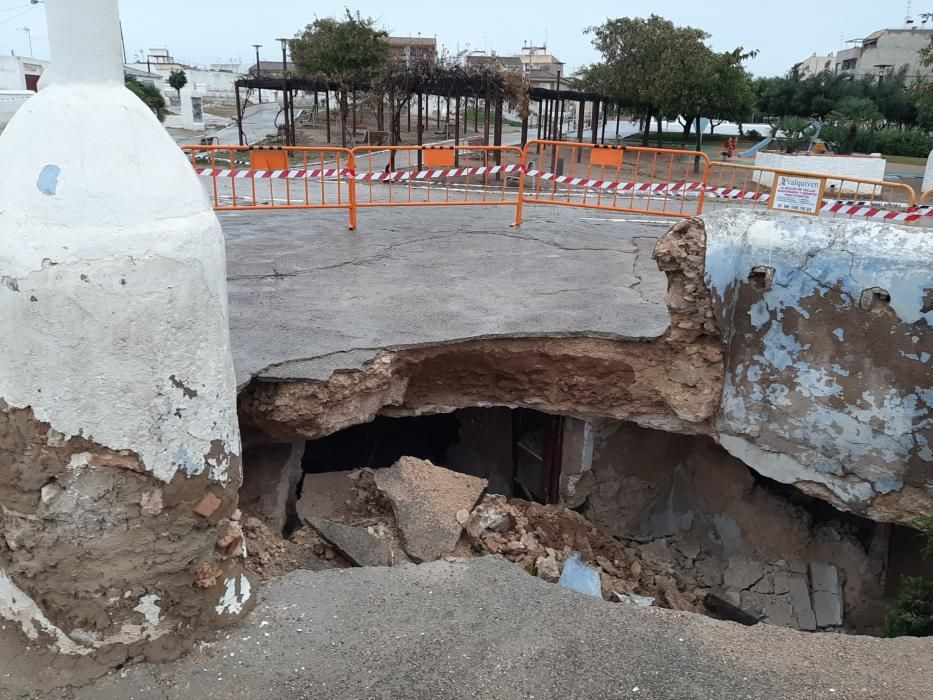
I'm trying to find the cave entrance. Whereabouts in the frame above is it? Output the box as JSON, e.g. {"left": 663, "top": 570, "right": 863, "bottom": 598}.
{"left": 300, "top": 407, "right": 565, "bottom": 503}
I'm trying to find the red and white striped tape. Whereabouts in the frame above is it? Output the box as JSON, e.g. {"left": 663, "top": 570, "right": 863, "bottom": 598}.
{"left": 525, "top": 169, "right": 705, "bottom": 195}
{"left": 526, "top": 169, "right": 922, "bottom": 222}
{"left": 195, "top": 164, "right": 926, "bottom": 223}
{"left": 353, "top": 163, "right": 524, "bottom": 182}
{"left": 821, "top": 201, "right": 920, "bottom": 222}
{"left": 195, "top": 167, "right": 352, "bottom": 180}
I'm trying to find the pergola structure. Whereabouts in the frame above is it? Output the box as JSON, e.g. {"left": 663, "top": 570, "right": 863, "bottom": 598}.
{"left": 530, "top": 86, "right": 620, "bottom": 146}
{"left": 233, "top": 77, "right": 616, "bottom": 151}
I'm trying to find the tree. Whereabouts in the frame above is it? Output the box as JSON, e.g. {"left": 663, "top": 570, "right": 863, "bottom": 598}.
{"left": 291, "top": 10, "right": 391, "bottom": 147}
{"left": 585, "top": 15, "right": 753, "bottom": 147}
{"left": 830, "top": 97, "right": 882, "bottom": 153}
{"left": 586, "top": 16, "right": 703, "bottom": 145}
{"left": 168, "top": 69, "right": 187, "bottom": 100}
{"left": 125, "top": 75, "right": 165, "bottom": 121}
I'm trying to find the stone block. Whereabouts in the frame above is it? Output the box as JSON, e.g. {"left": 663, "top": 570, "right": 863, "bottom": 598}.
{"left": 809, "top": 562, "right": 840, "bottom": 595}
{"left": 797, "top": 608, "right": 817, "bottom": 631}
{"left": 297, "top": 470, "right": 358, "bottom": 523}
{"left": 812, "top": 590, "right": 843, "bottom": 628}
{"left": 723, "top": 555, "right": 767, "bottom": 591}
{"left": 787, "top": 574, "right": 812, "bottom": 616}
{"left": 239, "top": 442, "right": 304, "bottom": 533}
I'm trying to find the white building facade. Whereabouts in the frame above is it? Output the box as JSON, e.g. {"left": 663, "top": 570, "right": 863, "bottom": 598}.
{"left": 835, "top": 28, "right": 933, "bottom": 80}
{"left": 0, "top": 55, "right": 49, "bottom": 91}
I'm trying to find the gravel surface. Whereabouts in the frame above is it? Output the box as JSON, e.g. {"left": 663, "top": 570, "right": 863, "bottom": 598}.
{"left": 11, "top": 556, "right": 930, "bottom": 700}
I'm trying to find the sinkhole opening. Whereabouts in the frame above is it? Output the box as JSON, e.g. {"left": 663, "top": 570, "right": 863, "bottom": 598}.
{"left": 240, "top": 407, "right": 928, "bottom": 637}
{"left": 299, "top": 407, "right": 562, "bottom": 503}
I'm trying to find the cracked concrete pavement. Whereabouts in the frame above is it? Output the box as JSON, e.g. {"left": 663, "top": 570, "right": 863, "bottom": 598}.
{"left": 224, "top": 205, "right": 671, "bottom": 387}
{"left": 11, "top": 557, "right": 932, "bottom": 700}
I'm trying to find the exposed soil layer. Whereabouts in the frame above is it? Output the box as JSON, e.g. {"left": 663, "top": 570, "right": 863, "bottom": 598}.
{"left": 0, "top": 402, "right": 250, "bottom": 669}
{"left": 238, "top": 222, "right": 722, "bottom": 441}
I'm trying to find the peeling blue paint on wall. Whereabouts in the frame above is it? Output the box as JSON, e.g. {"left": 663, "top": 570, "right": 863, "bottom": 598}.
{"left": 701, "top": 210, "right": 933, "bottom": 512}
{"left": 36, "top": 164, "right": 60, "bottom": 196}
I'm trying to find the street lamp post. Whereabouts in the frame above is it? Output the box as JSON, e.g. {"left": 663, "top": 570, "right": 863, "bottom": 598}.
{"left": 275, "top": 37, "right": 291, "bottom": 145}
{"left": 21, "top": 26, "right": 33, "bottom": 58}
{"left": 252, "top": 43, "right": 262, "bottom": 102}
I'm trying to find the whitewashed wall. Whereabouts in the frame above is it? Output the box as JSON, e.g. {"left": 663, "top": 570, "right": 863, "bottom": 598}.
{"left": 753, "top": 152, "right": 887, "bottom": 189}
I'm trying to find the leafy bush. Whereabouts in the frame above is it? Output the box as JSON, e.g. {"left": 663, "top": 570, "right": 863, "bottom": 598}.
{"left": 125, "top": 75, "right": 166, "bottom": 122}
{"left": 746, "top": 129, "right": 762, "bottom": 140}
{"left": 886, "top": 577, "right": 933, "bottom": 637}
{"left": 856, "top": 129, "right": 933, "bottom": 157}
{"left": 886, "top": 519, "right": 933, "bottom": 638}
{"left": 774, "top": 116, "right": 813, "bottom": 153}
{"left": 819, "top": 126, "right": 933, "bottom": 157}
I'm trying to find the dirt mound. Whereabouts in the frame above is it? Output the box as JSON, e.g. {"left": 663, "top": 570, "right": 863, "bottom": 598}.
{"left": 465, "top": 495, "right": 700, "bottom": 611}
{"left": 242, "top": 513, "right": 349, "bottom": 579}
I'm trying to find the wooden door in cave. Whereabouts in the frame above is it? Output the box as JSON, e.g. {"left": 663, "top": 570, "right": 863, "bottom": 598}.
{"left": 512, "top": 408, "right": 564, "bottom": 504}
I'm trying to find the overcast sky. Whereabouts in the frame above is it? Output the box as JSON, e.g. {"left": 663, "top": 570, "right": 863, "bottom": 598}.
{"left": 0, "top": 0, "right": 907, "bottom": 77}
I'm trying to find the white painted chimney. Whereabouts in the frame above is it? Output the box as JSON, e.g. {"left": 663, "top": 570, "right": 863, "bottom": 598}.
{"left": 0, "top": 0, "right": 248, "bottom": 657}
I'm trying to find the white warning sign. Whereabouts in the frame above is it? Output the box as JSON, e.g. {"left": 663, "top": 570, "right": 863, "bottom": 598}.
{"left": 770, "top": 174, "right": 825, "bottom": 216}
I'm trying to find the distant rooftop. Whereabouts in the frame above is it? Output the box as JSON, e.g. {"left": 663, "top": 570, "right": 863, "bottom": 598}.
{"left": 387, "top": 36, "right": 437, "bottom": 47}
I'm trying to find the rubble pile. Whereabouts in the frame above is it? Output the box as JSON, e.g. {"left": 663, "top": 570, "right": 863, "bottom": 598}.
{"left": 241, "top": 456, "right": 855, "bottom": 631}
{"left": 242, "top": 514, "right": 348, "bottom": 578}
{"left": 248, "top": 456, "right": 706, "bottom": 615}
{"left": 464, "top": 495, "right": 699, "bottom": 611}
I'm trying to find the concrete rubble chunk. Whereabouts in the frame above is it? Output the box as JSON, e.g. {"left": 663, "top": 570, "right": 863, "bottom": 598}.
{"left": 534, "top": 550, "right": 561, "bottom": 583}
{"left": 374, "top": 457, "right": 487, "bottom": 562}
{"left": 615, "top": 593, "right": 655, "bottom": 608}
{"left": 307, "top": 518, "right": 395, "bottom": 568}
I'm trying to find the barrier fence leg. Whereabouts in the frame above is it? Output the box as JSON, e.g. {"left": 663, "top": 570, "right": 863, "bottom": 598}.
{"left": 513, "top": 150, "right": 527, "bottom": 227}
{"left": 348, "top": 152, "right": 358, "bottom": 231}
{"left": 696, "top": 163, "right": 711, "bottom": 216}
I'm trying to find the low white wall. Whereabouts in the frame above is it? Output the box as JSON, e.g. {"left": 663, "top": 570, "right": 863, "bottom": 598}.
{"left": 753, "top": 151, "right": 887, "bottom": 190}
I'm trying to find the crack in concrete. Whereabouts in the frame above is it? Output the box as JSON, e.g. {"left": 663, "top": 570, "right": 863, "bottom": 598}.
{"left": 228, "top": 229, "right": 640, "bottom": 283}
{"left": 228, "top": 232, "right": 465, "bottom": 281}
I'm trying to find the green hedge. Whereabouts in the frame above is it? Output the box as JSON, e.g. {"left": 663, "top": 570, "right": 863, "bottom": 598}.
{"left": 822, "top": 126, "right": 933, "bottom": 157}
{"left": 858, "top": 130, "right": 933, "bottom": 157}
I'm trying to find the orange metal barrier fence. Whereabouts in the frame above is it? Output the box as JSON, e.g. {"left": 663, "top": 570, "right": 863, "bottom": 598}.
{"left": 706, "top": 161, "right": 920, "bottom": 224}
{"left": 350, "top": 144, "right": 525, "bottom": 226}
{"left": 521, "top": 140, "right": 710, "bottom": 219}
{"left": 183, "top": 142, "right": 924, "bottom": 228}
{"left": 182, "top": 145, "right": 356, "bottom": 228}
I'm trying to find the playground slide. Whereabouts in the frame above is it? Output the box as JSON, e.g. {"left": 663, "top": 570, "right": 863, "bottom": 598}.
{"left": 739, "top": 136, "right": 773, "bottom": 158}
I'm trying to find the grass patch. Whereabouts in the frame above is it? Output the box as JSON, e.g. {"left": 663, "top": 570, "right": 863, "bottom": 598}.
{"left": 884, "top": 155, "right": 927, "bottom": 166}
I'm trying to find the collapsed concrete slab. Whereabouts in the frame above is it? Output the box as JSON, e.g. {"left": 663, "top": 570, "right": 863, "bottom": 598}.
{"left": 374, "top": 457, "right": 487, "bottom": 562}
